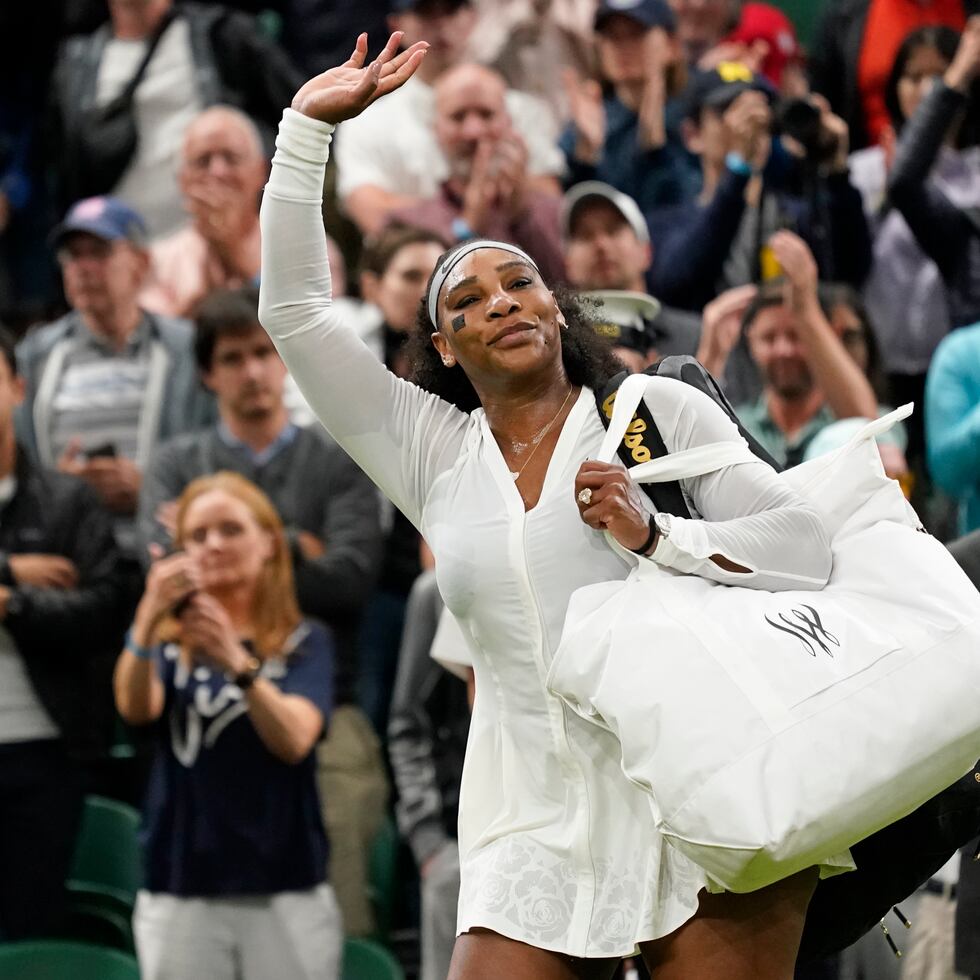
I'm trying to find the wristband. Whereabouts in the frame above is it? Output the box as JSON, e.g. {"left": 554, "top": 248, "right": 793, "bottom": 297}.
{"left": 125, "top": 628, "right": 154, "bottom": 661}
{"left": 725, "top": 151, "right": 753, "bottom": 177}
{"left": 451, "top": 217, "right": 477, "bottom": 241}
{"left": 630, "top": 513, "right": 659, "bottom": 556}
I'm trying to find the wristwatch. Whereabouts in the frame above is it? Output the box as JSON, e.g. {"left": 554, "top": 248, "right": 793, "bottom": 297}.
{"left": 233, "top": 655, "right": 263, "bottom": 691}
{"left": 654, "top": 512, "right": 673, "bottom": 543}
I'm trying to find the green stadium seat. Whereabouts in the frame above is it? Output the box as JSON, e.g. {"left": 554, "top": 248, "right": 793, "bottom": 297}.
{"left": 775, "top": 0, "right": 822, "bottom": 48}
{"left": 342, "top": 937, "right": 405, "bottom": 980}
{"left": 366, "top": 814, "right": 398, "bottom": 942}
{"left": 67, "top": 795, "right": 143, "bottom": 912}
{"left": 0, "top": 940, "right": 140, "bottom": 980}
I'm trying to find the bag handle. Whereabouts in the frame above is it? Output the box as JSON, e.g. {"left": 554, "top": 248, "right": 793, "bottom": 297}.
{"left": 597, "top": 373, "right": 759, "bottom": 484}
{"left": 629, "top": 441, "right": 756, "bottom": 483}
{"left": 599, "top": 375, "right": 914, "bottom": 486}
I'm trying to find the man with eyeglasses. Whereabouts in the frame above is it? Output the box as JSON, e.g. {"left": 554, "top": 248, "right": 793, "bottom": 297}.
{"left": 17, "top": 196, "right": 212, "bottom": 596}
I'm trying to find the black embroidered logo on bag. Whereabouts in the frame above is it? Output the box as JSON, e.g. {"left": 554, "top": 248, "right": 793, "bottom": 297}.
{"left": 764, "top": 604, "right": 841, "bottom": 658}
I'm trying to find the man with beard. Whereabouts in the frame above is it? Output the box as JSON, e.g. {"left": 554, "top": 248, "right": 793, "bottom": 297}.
{"left": 735, "top": 230, "right": 878, "bottom": 467}
{"left": 561, "top": 180, "right": 700, "bottom": 357}
{"left": 389, "top": 62, "right": 565, "bottom": 282}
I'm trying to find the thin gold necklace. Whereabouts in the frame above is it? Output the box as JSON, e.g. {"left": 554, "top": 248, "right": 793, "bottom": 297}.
{"left": 506, "top": 385, "right": 575, "bottom": 482}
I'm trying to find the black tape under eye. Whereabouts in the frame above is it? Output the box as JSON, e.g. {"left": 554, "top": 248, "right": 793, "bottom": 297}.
{"left": 452, "top": 314, "right": 466, "bottom": 332}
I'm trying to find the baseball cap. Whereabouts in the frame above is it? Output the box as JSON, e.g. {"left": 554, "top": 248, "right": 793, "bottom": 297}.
{"left": 725, "top": 3, "right": 801, "bottom": 87}
{"left": 562, "top": 181, "right": 650, "bottom": 244}
{"left": 683, "top": 61, "right": 775, "bottom": 120}
{"left": 595, "top": 0, "right": 676, "bottom": 33}
{"left": 583, "top": 290, "right": 662, "bottom": 353}
{"left": 49, "top": 196, "right": 148, "bottom": 251}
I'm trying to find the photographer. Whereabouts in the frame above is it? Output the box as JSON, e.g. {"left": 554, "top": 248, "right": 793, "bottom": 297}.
{"left": 888, "top": 15, "right": 980, "bottom": 329}
{"left": 647, "top": 63, "right": 872, "bottom": 312}
{"left": 114, "top": 472, "right": 341, "bottom": 980}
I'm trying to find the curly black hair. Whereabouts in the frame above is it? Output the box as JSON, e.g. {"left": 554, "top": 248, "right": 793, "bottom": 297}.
{"left": 403, "top": 244, "right": 625, "bottom": 412}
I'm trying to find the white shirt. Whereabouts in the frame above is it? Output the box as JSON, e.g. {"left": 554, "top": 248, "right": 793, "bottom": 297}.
{"left": 96, "top": 18, "right": 202, "bottom": 237}
{"left": 260, "top": 109, "right": 832, "bottom": 957}
{"left": 333, "top": 74, "right": 566, "bottom": 202}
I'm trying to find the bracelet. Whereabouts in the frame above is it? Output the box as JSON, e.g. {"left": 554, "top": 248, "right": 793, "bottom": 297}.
{"left": 451, "top": 216, "right": 476, "bottom": 241}
{"left": 234, "top": 655, "right": 263, "bottom": 691}
{"left": 630, "top": 514, "right": 659, "bottom": 556}
{"left": 725, "top": 151, "right": 753, "bottom": 177}
{"left": 125, "top": 628, "right": 154, "bottom": 661}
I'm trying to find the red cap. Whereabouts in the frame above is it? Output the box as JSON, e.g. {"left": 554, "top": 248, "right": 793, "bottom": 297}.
{"left": 725, "top": 3, "right": 801, "bottom": 87}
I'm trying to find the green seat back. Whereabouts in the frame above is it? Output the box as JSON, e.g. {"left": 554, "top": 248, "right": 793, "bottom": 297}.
{"left": 342, "top": 938, "right": 404, "bottom": 980}
{"left": 367, "top": 814, "right": 398, "bottom": 940}
{"left": 0, "top": 941, "right": 140, "bottom": 980}
{"left": 62, "top": 899, "right": 135, "bottom": 954}
{"left": 774, "top": 0, "right": 823, "bottom": 47}
{"left": 67, "top": 795, "right": 143, "bottom": 908}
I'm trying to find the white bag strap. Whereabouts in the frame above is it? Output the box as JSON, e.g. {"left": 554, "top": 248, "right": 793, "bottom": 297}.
{"left": 841, "top": 404, "right": 913, "bottom": 448}
{"left": 597, "top": 372, "right": 759, "bottom": 483}
{"left": 629, "top": 441, "right": 757, "bottom": 483}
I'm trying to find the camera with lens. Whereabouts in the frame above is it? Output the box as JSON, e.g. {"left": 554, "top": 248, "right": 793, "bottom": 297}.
{"left": 774, "top": 98, "right": 837, "bottom": 166}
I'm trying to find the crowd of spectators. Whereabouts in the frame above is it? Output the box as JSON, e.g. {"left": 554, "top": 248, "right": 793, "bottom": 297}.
{"left": 3, "top": 0, "right": 980, "bottom": 979}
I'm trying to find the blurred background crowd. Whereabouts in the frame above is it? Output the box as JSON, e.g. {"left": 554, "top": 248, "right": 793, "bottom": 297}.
{"left": 2, "top": 0, "right": 980, "bottom": 978}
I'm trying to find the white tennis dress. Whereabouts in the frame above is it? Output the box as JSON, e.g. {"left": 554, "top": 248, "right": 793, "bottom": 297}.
{"left": 259, "top": 109, "right": 833, "bottom": 958}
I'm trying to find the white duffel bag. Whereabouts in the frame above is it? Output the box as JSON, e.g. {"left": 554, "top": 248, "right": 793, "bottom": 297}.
{"left": 546, "top": 374, "right": 980, "bottom": 893}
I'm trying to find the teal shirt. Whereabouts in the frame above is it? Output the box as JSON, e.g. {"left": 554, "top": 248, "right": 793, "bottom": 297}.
{"left": 926, "top": 321, "right": 980, "bottom": 535}
{"left": 736, "top": 396, "right": 835, "bottom": 470}
{"left": 738, "top": 397, "right": 908, "bottom": 472}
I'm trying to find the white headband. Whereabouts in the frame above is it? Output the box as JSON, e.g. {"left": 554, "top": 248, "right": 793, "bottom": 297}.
{"left": 426, "top": 240, "right": 539, "bottom": 328}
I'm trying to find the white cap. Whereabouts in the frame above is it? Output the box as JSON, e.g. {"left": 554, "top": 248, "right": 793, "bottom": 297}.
{"left": 581, "top": 289, "right": 662, "bottom": 351}
{"left": 561, "top": 181, "right": 650, "bottom": 244}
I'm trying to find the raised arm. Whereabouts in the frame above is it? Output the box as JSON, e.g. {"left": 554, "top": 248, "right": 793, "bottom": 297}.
{"left": 887, "top": 21, "right": 980, "bottom": 276}
{"left": 259, "top": 33, "right": 468, "bottom": 527}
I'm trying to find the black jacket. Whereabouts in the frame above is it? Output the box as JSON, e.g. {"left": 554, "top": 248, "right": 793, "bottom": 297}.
{"left": 1, "top": 450, "right": 125, "bottom": 757}
{"left": 888, "top": 80, "right": 980, "bottom": 329}
{"left": 49, "top": 1, "right": 303, "bottom": 206}
{"left": 388, "top": 572, "right": 469, "bottom": 865}
{"left": 809, "top": 0, "right": 980, "bottom": 152}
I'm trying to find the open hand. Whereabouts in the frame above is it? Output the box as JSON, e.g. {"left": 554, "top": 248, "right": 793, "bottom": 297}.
{"left": 724, "top": 90, "right": 772, "bottom": 171}
{"left": 946, "top": 16, "right": 980, "bottom": 92}
{"left": 179, "top": 593, "right": 249, "bottom": 674}
{"left": 562, "top": 70, "right": 606, "bottom": 164}
{"left": 697, "top": 284, "right": 757, "bottom": 378}
{"left": 768, "top": 230, "right": 818, "bottom": 312}
{"left": 291, "top": 32, "right": 428, "bottom": 125}
{"left": 135, "top": 549, "right": 203, "bottom": 637}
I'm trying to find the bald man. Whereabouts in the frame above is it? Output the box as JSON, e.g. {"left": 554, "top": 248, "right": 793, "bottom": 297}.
{"left": 389, "top": 64, "right": 566, "bottom": 283}
{"left": 140, "top": 106, "right": 268, "bottom": 318}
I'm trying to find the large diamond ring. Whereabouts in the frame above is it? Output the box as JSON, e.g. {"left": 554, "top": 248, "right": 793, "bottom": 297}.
{"left": 577, "top": 488, "right": 593, "bottom": 506}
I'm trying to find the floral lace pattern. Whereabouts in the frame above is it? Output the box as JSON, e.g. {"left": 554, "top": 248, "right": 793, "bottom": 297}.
{"left": 458, "top": 833, "right": 706, "bottom": 957}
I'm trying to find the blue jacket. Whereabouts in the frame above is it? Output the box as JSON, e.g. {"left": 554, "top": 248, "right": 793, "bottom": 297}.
{"left": 648, "top": 162, "right": 873, "bottom": 311}
{"left": 925, "top": 321, "right": 980, "bottom": 534}
{"left": 560, "top": 93, "right": 700, "bottom": 212}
